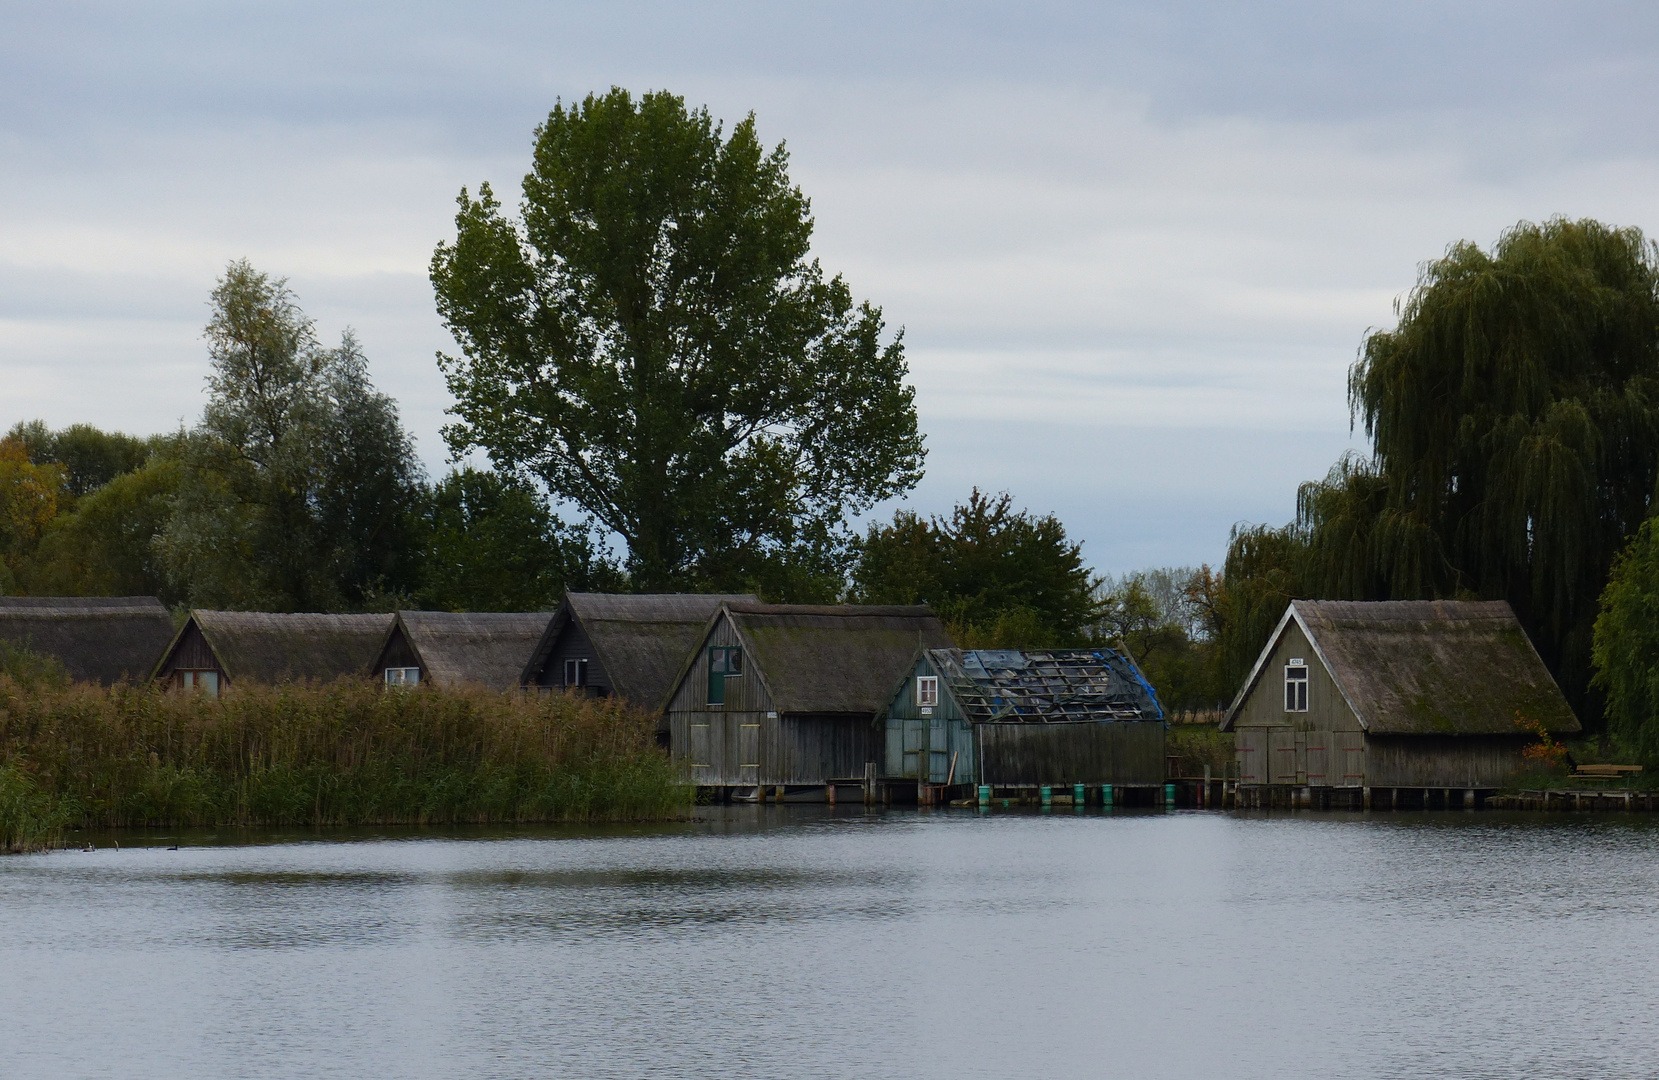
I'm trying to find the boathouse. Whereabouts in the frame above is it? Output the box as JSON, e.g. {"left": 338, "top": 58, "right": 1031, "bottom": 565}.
{"left": 373, "top": 610, "right": 551, "bottom": 691}
{"left": 519, "top": 593, "right": 756, "bottom": 738}
{"left": 1222, "top": 600, "right": 1580, "bottom": 808}
{"left": 152, "top": 611, "right": 395, "bottom": 695}
{"left": 0, "top": 596, "right": 176, "bottom": 685}
{"left": 881, "top": 648, "right": 1165, "bottom": 799}
{"left": 664, "top": 603, "right": 953, "bottom": 798}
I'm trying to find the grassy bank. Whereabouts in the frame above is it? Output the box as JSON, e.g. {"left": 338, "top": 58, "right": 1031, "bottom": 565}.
{"left": 0, "top": 677, "right": 690, "bottom": 852}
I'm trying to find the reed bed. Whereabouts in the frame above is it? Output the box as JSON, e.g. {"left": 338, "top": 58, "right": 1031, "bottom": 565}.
{"left": 0, "top": 677, "right": 690, "bottom": 851}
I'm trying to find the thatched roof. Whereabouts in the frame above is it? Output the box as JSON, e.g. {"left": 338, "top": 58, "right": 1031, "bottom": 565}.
{"left": 523, "top": 592, "right": 757, "bottom": 708}
{"left": 176, "top": 611, "right": 395, "bottom": 684}
{"left": 929, "top": 648, "right": 1163, "bottom": 724}
{"left": 725, "top": 603, "right": 953, "bottom": 716}
{"left": 0, "top": 596, "right": 174, "bottom": 685}
{"left": 1223, "top": 599, "right": 1580, "bottom": 735}
{"left": 393, "top": 611, "right": 551, "bottom": 691}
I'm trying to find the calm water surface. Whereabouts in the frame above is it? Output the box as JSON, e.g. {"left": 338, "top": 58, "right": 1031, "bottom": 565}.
{"left": 4, "top": 807, "right": 1658, "bottom": 1079}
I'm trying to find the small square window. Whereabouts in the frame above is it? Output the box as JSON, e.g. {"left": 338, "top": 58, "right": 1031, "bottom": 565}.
{"left": 385, "top": 667, "right": 420, "bottom": 687}
{"left": 916, "top": 676, "right": 939, "bottom": 708}
{"left": 564, "top": 658, "right": 589, "bottom": 688}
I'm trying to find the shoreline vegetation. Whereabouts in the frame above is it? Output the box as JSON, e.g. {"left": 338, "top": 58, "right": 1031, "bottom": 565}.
{"left": 0, "top": 678, "right": 690, "bottom": 853}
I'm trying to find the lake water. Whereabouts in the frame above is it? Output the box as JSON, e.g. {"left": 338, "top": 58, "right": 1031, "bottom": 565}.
{"left": 4, "top": 807, "right": 1659, "bottom": 1079}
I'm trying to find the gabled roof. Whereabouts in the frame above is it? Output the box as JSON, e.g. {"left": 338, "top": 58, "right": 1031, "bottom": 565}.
{"left": 716, "top": 603, "right": 953, "bottom": 716}
{"left": 0, "top": 596, "right": 175, "bottom": 685}
{"left": 520, "top": 592, "right": 757, "bottom": 708}
{"left": 390, "top": 611, "right": 551, "bottom": 691}
{"left": 1222, "top": 599, "right": 1580, "bottom": 735}
{"left": 164, "top": 611, "right": 395, "bottom": 684}
{"left": 927, "top": 648, "right": 1163, "bottom": 724}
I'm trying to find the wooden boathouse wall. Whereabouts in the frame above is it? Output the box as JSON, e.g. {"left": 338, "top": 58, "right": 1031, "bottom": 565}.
{"left": 882, "top": 652, "right": 975, "bottom": 784}
{"left": 978, "top": 721, "right": 1164, "bottom": 786}
{"left": 665, "top": 615, "right": 883, "bottom": 788}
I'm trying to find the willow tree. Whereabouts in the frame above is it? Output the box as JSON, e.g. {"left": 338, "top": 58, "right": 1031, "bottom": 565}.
{"left": 1318, "top": 218, "right": 1659, "bottom": 708}
{"left": 431, "top": 89, "right": 924, "bottom": 594}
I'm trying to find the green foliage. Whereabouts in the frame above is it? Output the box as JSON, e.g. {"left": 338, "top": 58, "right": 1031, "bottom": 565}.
{"left": 432, "top": 88, "right": 924, "bottom": 593}
{"left": 17, "top": 454, "right": 183, "bottom": 600}
{"left": 418, "top": 468, "right": 618, "bottom": 611}
{"left": 0, "top": 640, "right": 69, "bottom": 691}
{"left": 7, "top": 420, "right": 157, "bottom": 498}
{"left": 1095, "top": 567, "right": 1230, "bottom": 715}
{"left": 854, "top": 489, "right": 1099, "bottom": 647}
{"left": 1592, "top": 518, "right": 1659, "bottom": 763}
{"left": 0, "top": 764, "right": 72, "bottom": 853}
{"left": 159, "top": 262, "right": 425, "bottom": 611}
{"left": 0, "top": 677, "right": 688, "bottom": 829}
{"left": 1221, "top": 218, "right": 1659, "bottom": 714}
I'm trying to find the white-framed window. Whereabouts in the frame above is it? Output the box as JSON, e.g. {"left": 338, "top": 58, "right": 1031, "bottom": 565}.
{"left": 385, "top": 666, "right": 420, "bottom": 687}
{"left": 1284, "top": 659, "right": 1308, "bottom": 712}
{"left": 179, "top": 670, "right": 219, "bottom": 698}
{"left": 564, "top": 658, "right": 589, "bottom": 688}
{"left": 915, "top": 676, "right": 939, "bottom": 708}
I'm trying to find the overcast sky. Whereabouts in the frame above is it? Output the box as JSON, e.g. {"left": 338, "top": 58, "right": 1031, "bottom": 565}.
{"left": 5, "top": 2, "right": 1659, "bottom": 574}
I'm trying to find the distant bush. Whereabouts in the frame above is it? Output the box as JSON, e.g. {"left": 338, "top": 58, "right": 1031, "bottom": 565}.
{"left": 0, "top": 678, "right": 688, "bottom": 850}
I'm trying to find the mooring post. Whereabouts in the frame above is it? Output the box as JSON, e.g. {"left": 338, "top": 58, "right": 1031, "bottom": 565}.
{"left": 1203, "top": 766, "right": 1211, "bottom": 808}
{"left": 863, "top": 761, "right": 875, "bottom": 805}
{"left": 1040, "top": 785, "right": 1053, "bottom": 809}
{"left": 1101, "top": 783, "right": 1114, "bottom": 809}
{"left": 1164, "top": 782, "right": 1176, "bottom": 808}
{"left": 1073, "top": 782, "right": 1085, "bottom": 807}
{"left": 1464, "top": 788, "right": 1475, "bottom": 810}
{"left": 977, "top": 784, "right": 991, "bottom": 809}
{"left": 825, "top": 783, "right": 835, "bottom": 806}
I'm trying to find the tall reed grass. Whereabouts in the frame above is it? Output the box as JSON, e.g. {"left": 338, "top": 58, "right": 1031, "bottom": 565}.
{"left": 0, "top": 677, "right": 689, "bottom": 851}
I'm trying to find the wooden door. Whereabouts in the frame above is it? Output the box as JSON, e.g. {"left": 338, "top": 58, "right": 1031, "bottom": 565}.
{"left": 1268, "top": 728, "right": 1300, "bottom": 785}
{"left": 900, "top": 719, "right": 924, "bottom": 778}
{"left": 928, "top": 714, "right": 950, "bottom": 782}
{"left": 737, "top": 718, "right": 761, "bottom": 787}
{"left": 1334, "top": 730, "right": 1365, "bottom": 787}
{"left": 1236, "top": 728, "right": 1264, "bottom": 783}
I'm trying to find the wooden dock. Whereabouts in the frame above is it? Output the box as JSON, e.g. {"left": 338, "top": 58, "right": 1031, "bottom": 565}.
{"left": 1486, "top": 789, "right": 1659, "bottom": 811}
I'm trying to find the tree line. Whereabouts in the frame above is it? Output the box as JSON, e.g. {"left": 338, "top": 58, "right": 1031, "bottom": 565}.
{"left": 17, "top": 88, "right": 1659, "bottom": 747}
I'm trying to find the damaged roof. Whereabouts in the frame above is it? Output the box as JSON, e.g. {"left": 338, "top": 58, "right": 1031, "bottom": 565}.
{"left": 930, "top": 648, "right": 1164, "bottom": 723}
{"left": 171, "top": 611, "right": 395, "bottom": 684}
{"left": 724, "top": 603, "right": 953, "bottom": 716}
{"left": 392, "top": 611, "right": 551, "bottom": 691}
{"left": 0, "top": 596, "right": 175, "bottom": 685}
{"left": 1223, "top": 599, "right": 1580, "bottom": 735}
{"left": 522, "top": 593, "right": 756, "bottom": 708}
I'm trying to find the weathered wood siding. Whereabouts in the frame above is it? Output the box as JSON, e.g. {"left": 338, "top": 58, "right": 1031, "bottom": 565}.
{"left": 1364, "top": 734, "right": 1529, "bottom": 787}
{"left": 1233, "top": 619, "right": 1367, "bottom": 787}
{"left": 531, "top": 619, "right": 614, "bottom": 694}
{"left": 154, "top": 622, "right": 223, "bottom": 682}
{"left": 668, "top": 615, "right": 771, "bottom": 786}
{"left": 882, "top": 654, "right": 975, "bottom": 782}
{"left": 377, "top": 627, "right": 421, "bottom": 677}
{"left": 978, "top": 722, "right": 1164, "bottom": 785}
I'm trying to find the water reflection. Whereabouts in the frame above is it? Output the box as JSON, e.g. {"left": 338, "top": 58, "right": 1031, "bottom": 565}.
{"left": 4, "top": 808, "right": 1659, "bottom": 1079}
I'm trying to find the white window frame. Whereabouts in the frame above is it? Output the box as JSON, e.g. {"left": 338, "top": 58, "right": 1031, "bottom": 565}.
{"left": 1284, "top": 659, "right": 1309, "bottom": 712}
{"left": 915, "top": 676, "right": 939, "bottom": 708}
{"left": 563, "top": 658, "right": 589, "bottom": 688}
{"left": 385, "top": 666, "right": 420, "bottom": 687}
{"left": 179, "top": 669, "right": 220, "bottom": 698}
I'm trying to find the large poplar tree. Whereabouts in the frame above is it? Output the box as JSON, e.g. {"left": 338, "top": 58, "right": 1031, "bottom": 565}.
{"left": 430, "top": 88, "right": 924, "bottom": 594}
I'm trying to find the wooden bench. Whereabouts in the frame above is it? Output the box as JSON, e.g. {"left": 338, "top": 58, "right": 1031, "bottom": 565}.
{"left": 1573, "top": 764, "right": 1644, "bottom": 778}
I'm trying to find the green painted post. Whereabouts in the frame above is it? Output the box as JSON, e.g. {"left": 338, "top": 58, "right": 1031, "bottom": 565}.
{"left": 977, "top": 784, "right": 991, "bottom": 809}
{"left": 1164, "top": 782, "right": 1176, "bottom": 808}
{"left": 1101, "top": 784, "right": 1114, "bottom": 808}
{"left": 1073, "top": 782, "right": 1085, "bottom": 806}
{"left": 1040, "top": 785, "right": 1052, "bottom": 809}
